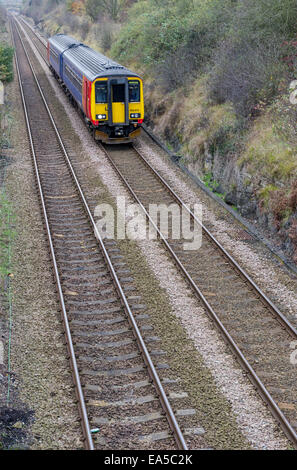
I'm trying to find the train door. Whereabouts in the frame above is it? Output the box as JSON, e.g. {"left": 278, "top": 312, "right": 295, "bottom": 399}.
{"left": 82, "top": 77, "right": 88, "bottom": 116}
{"left": 60, "top": 53, "right": 64, "bottom": 81}
{"left": 109, "top": 79, "right": 128, "bottom": 125}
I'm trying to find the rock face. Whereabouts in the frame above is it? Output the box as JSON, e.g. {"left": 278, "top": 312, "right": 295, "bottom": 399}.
{"left": 186, "top": 142, "right": 257, "bottom": 217}
{"left": 148, "top": 121, "right": 297, "bottom": 265}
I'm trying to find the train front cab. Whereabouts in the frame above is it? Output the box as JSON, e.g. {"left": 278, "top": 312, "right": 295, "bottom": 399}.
{"left": 91, "top": 76, "right": 144, "bottom": 143}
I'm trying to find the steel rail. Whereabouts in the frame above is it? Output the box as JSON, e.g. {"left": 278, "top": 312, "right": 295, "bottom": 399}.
{"left": 99, "top": 143, "right": 297, "bottom": 448}
{"left": 12, "top": 17, "right": 188, "bottom": 451}
{"left": 16, "top": 16, "right": 48, "bottom": 66}
{"left": 132, "top": 145, "right": 297, "bottom": 338}
{"left": 11, "top": 19, "right": 95, "bottom": 450}
{"left": 18, "top": 5, "right": 297, "bottom": 338}
{"left": 17, "top": 13, "right": 297, "bottom": 448}
{"left": 19, "top": 16, "right": 47, "bottom": 48}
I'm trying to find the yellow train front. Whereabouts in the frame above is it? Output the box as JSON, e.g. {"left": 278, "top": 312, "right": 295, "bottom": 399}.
{"left": 47, "top": 34, "right": 144, "bottom": 143}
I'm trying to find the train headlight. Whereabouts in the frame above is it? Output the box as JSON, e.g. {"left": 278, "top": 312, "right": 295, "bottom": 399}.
{"left": 96, "top": 114, "right": 106, "bottom": 120}
{"left": 130, "top": 113, "right": 141, "bottom": 119}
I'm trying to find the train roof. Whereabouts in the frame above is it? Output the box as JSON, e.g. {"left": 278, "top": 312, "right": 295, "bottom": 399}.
{"left": 48, "top": 34, "right": 140, "bottom": 81}
{"left": 48, "top": 34, "right": 81, "bottom": 54}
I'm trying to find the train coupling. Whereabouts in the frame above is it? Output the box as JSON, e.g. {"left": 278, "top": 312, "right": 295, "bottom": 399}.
{"left": 114, "top": 127, "right": 124, "bottom": 137}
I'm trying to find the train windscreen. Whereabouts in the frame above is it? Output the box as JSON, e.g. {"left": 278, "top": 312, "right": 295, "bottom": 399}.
{"left": 129, "top": 81, "right": 140, "bottom": 102}
{"left": 112, "top": 84, "right": 125, "bottom": 103}
{"left": 95, "top": 82, "right": 108, "bottom": 103}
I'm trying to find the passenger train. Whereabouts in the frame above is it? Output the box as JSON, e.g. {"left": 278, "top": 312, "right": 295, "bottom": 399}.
{"left": 47, "top": 34, "right": 144, "bottom": 143}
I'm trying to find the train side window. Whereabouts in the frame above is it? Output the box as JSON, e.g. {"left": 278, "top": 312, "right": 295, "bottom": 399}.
{"left": 65, "top": 65, "right": 82, "bottom": 91}
{"left": 51, "top": 48, "right": 59, "bottom": 64}
{"left": 95, "top": 82, "right": 108, "bottom": 103}
{"left": 129, "top": 81, "right": 140, "bottom": 102}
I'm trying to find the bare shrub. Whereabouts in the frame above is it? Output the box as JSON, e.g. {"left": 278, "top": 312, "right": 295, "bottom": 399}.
{"left": 289, "top": 219, "right": 297, "bottom": 263}
{"left": 23, "top": 0, "right": 61, "bottom": 24}
{"left": 270, "top": 189, "right": 290, "bottom": 229}
{"left": 100, "top": 23, "right": 113, "bottom": 52}
{"left": 85, "top": 0, "right": 102, "bottom": 22}
{"left": 156, "top": 43, "right": 199, "bottom": 92}
{"left": 289, "top": 180, "right": 297, "bottom": 211}
{"left": 208, "top": 38, "right": 284, "bottom": 117}
{"left": 80, "top": 18, "right": 90, "bottom": 40}
{"left": 156, "top": 21, "right": 229, "bottom": 92}
{"left": 23, "top": 0, "right": 43, "bottom": 23}
{"left": 59, "top": 11, "right": 80, "bottom": 30}
{"left": 0, "top": 6, "right": 7, "bottom": 28}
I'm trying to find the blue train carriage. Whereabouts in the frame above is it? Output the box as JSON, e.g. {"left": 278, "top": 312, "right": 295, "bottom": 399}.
{"left": 47, "top": 34, "right": 144, "bottom": 143}
{"left": 47, "top": 34, "right": 80, "bottom": 79}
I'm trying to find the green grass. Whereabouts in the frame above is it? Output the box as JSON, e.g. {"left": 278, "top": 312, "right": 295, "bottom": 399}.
{"left": 239, "top": 114, "right": 297, "bottom": 182}
{"left": 0, "top": 189, "right": 15, "bottom": 280}
{"left": 202, "top": 172, "right": 225, "bottom": 198}
{"left": 202, "top": 172, "right": 213, "bottom": 188}
{"left": 258, "top": 184, "right": 279, "bottom": 208}
{"left": 0, "top": 42, "right": 14, "bottom": 83}
{"left": 0, "top": 110, "right": 13, "bottom": 149}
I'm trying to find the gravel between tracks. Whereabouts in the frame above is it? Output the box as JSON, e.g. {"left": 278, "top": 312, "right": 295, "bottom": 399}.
{"left": 134, "top": 136, "right": 297, "bottom": 323}
{"left": 83, "top": 151, "right": 289, "bottom": 449}
{"left": 20, "top": 23, "right": 292, "bottom": 449}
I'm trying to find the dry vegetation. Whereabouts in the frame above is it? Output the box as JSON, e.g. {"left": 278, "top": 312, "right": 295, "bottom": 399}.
{"left": 21, "top": 0, "right": 297, "bottom": 260}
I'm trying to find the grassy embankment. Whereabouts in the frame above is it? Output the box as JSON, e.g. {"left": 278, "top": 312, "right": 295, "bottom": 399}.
{"left": 111, "top": 3, "right": 297, "bottom": 209}
{"left": 22, "top": 0, "right": 297, "bottom": 261}
{"left": 0, "top": 7, "right": 15, "bottom": 283}
{"left": 0, "top": 6, "right": 16, "bottom": 449}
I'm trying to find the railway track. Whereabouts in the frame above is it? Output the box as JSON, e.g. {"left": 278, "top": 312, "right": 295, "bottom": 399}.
{"left": 15, "top": 15, "right": 297, "bottom": 448}
{"left": 99, "top": 143, "right": 297, "bottom": 447}
{"left": 18, "top": 16, "right": 48, "bottom": 59}
{"left": 11, "top": 18, "right": 196, "bottom": 450}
